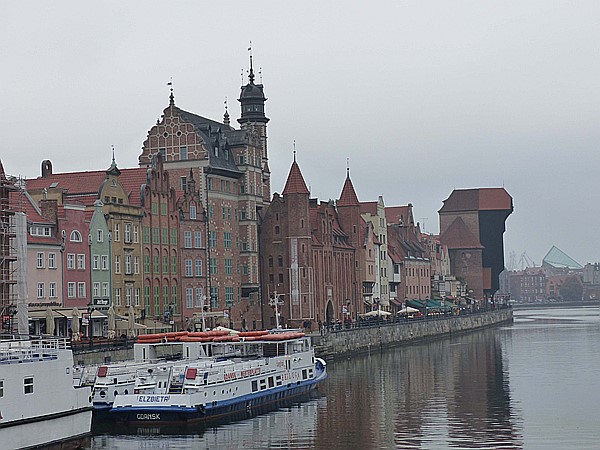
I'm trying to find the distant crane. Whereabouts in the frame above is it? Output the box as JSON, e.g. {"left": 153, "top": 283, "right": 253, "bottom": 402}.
{"left": 507, "top": 251, "right": 536, "bottom": 271}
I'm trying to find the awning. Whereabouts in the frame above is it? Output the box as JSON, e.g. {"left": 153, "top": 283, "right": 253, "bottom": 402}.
{"left": 390, "top": 298, "right": 403, "bottom": 307}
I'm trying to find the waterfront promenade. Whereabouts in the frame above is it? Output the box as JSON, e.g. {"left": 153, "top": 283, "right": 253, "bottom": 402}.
{"left": 72, "top": 307, "right": 512, "bottom": 365}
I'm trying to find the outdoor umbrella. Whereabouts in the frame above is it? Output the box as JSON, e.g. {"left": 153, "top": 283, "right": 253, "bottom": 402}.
{"left": 107, "top": 305, "right": 116, "bottom": 339}
{"left": 127, "top": 305, "right": 136, "bottom": 338}
{"left": 359, "top": 309, "right": 392, "bottom": 318}
{"left": 71, "top": 307, "right": 81, "bottom": 341}
{"left": 397, "top": 306, "right": 420, "bottom": 315}
{"left": 45, "top": 306, "right": 55, "bottom": 335}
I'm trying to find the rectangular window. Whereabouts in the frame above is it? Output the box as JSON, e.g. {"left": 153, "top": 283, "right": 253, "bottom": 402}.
{"left": 152, "top": 227, "right": 159, "bottom": 244}
{"left": 93, "top": 282, "right": 100, "bottom": 298}
{"left": 225, "top": 259, "right": 233, "bottom": 275}
{"left": 185, "top": 259, "right": 193, "bottom": 277}
{"left": 161, "top": 202, "right": 167, "bottom": 216}
{"left": 162, "top": 256, "right": 168, "bottom": 273}
{"left": 135, "top": 288, "right": 140, "bottom": 306}
{"left": 77, "top": 254, "right": 85, "bottom": 270}
{"left": 144, "top": 286, "right": 150, "bottom": 309}
{"left": 24, "top": 377, "right": 34, "bottom": 395}
{"left": 102, "top": 283, "right": 109, "bottom": 297}
{"left": 49, "top": 282, "right": 57, "bottom": 298}
{"left": 77, "top": 282, "right": 86, "bottom": 298}
{"left": 171, "top": 256, "right": 177, "bottom": 274}
{"left": 48, "top": 252, "right": 56, "bottom": 269}
{"left": 194, "top": 231, "right": 202, "bottom": 248}
{"left": 207, "top": 177, "right": 213, "bottom": 190}
{"left": 67, "top": 254, "right": 75, "bottom": 270}
{"left": 143, "top": 255, "right": 150, "bottom": 273}
{"left": 133, "top": 225, "right": 139, "bottom": 243}
{"left": 134, "top": 256, "right": 140, "bottom": 274}
{"left": 151, "top": 202, "right": 158, "bottom": 215}
{"left": 0, "top": 379, "right": 4, "bottom": 398}
{"left": 37, "top": 282, "right": 44, "bottom": 298}
{"left": 68, "top": 282, "right": 76, "bottom": 298}
{"left": 186, "top": 288, "right": 194, "bottom": 308}
{"left": 153, "top": 255, "right": 159, "bottom": 273}
{"left": 125, "top": 255, "right": 132, "bottom": 274}
{"left": 101, "top": 255, "right": 108, "bottom": 270}
{"left": 190, "top": 205, "right": 196, "bottom": 219}
{"left": 180, "top": 146, "right": 188, "bottom": 160}
{"left": 225, "top": 287, "right": 234, "bottom": 307}
{"left": 97, "top": 229, "right": 103, "bottom": 242}
{"left": 115, "top": 288, "right": 121, "bottom": 306}
{"left": 172, "top": 286, "right": 177, "bottom": 308}
{"left": 113, "top": 223, "right": 120, "bottom": 241}
{"left": 124, "top": 223, "right": 131, "bottom": 243}
{"left": 126, "top": 287, "right": 132, "bottom": 306}
{"left": 143, "top": 226, "right": 151, "bottom": 244}
{"left": 209, "top": 231, "right": 217, "bottom": 248}
{"left": 223, "top": 232, "right": 232, "bottom": 249}
{"left": 210, "top": 258, "right": 217, "bottom": 275}
{"left": 115, "top": 255, "right": 121, "bottom": 273}
{"left": 222, "top": 207, "right": 227, "bottom": 220}
{"left": 184, "top": 231, "right": 192, "bottom": 248}
{"left": 161, "top": 228, "right": 168, "bottom": 245}
{"left": 211, "top": 287, "right": 218, "bottom": 309}
{"left": 37, "top": 252, "right": 44, "bottom": 268}
{"left": 195, "top": 259, "right": 203, "bottom": 277}
{"left": 181, "top": 176, "right": 187, "bottom": 192}
{"left": 93, "top": 255, "right": 99, "bottom": 270}
{"left": 170, "top": 228, "right": 178, "bottom": 245}
{"left": 163, "top": 286, "right": 169, "bottom": 305}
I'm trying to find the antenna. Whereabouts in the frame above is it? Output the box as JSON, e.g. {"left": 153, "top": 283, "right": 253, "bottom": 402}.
{"left": 346, "top": 158, "right": 350, "bottom": 177}
{"left": 293, "top": 140, "right": 296, "bottom": 162}
{"left": 259, "top": 67, "right": 263, "bottom": 83}
{"left": 420, "top": 218, "right": 427, "bottom": 231}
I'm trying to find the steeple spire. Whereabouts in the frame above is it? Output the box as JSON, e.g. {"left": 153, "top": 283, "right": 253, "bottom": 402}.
{"left": 338, "top": 163, "right": 360, "bottom": 207}
{"left": 223, "top": 96, "right": 230, "bottom": 126}
{"left": 282, "top": 157, "right": 310, "bottom": 196}
{"left": 248, "top": 41, "right": 255, "bottom": 84}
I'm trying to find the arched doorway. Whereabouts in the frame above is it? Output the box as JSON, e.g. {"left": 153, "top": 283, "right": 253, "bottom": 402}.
{"left": 325, "top": 300, "right": 334, "bottom": 324}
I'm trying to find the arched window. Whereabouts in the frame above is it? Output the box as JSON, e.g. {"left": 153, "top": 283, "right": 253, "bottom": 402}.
{"left": 70, "top": 230, "right": 82, "bottom": 242}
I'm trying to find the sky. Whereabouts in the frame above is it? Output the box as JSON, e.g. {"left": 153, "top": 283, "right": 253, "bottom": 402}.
{"left": 2, "top": 1, "right": 599, "bottom": 267}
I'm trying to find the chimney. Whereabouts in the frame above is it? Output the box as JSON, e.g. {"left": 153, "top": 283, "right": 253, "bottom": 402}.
{"left": 39, "top": 199, "right": 58, "bottom": 224}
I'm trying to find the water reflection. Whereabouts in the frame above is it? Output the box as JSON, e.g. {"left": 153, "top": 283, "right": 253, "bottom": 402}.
{"left": 317, "top": 329, "right": 522, "bottom": 449}
{"left": 89, "top": 307, "right": 600, "bottom": 449}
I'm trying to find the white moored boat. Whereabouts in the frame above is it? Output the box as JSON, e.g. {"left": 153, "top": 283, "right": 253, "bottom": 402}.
{"left": 108, "top": 330, "right": 327, "bottom": 424}
{"left": 0, "top": 335, "right": 92, "bottom": 449}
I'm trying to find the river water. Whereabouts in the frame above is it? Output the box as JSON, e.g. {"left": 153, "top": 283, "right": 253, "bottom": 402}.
{"left": 87, "top": 306, "right": 600, "bottom": 449}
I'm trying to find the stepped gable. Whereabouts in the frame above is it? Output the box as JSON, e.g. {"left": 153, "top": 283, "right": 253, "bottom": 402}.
{"left": 337, "top": 174, "right": 359, "bottom": 206}
{"left": 439, "top": 216, "right": 483, "bottom": 249}
{"left": 282, "top": 160, "right": 309, "bottom": 195}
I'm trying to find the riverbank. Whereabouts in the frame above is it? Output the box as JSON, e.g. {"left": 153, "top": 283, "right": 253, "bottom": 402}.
{"left": 312, "top": 308, "right": 513, "bottom": 361}
{"left": 512, "top": 300, "right": 600, "bottom": 309}
{"left": 73, "top": 308, "right": 512, "bottom": 365}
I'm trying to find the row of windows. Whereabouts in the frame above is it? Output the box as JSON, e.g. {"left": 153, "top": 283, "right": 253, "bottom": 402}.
{"left": 1, "top": 377, "right": 34, "bottom": 396}
{"left": 66, "top": 282, "right": 87, "bottom": 299}
{"left": 142, "top": 227, "right": 178, "bottom": 246}
{"left": 113, "top": 223, "right": 139, "bottom": 243}
{"left": 183, "top": 231, "right": 203, "bottom": 248}
{"left": 143, "top": 255, "right": 178, "bottom": 275}
{"left": 36, "top": 282, "right": 58, "bottom": 299}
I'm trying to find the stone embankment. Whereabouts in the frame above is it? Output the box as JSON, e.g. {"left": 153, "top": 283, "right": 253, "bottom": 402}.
{"left": 312, "top": 308, "right": 513, "bottom": 361}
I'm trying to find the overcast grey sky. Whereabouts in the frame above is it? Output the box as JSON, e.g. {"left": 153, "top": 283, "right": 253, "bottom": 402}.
{"left": 2, "top": 1, "right": 599, "bottom": 267}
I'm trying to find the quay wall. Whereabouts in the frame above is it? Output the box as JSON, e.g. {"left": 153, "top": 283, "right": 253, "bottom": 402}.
{"left": 74, "top": 309, "right": 512, "bottom": 365}
{"left": 312, "top": 308, "right": 513, "bottom": 361}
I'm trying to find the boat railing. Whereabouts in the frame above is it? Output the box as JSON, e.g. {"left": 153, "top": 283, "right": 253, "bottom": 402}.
{"left": 0, "top": 335, "right": 70, "bottom": 363}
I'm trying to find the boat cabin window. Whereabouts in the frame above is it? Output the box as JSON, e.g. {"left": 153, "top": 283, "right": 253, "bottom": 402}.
{"left": 24, "top": 377, "right": 34, "bottom": 394}
{"left": 302, "top": 369, "right": 308, "bottom": 380}
{"left": 251, "top": 380, "right": 258, "bottom": 392}
{"left": 0, "top": 379, "right": 4, "bottom": 397}
{"left": 268, "top": 376, "right": 274, "bottom": 388}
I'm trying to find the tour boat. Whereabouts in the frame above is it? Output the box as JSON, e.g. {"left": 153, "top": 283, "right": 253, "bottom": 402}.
{"left": 0, "top": 335, "right": 92, "bottom": 449}
{"left": 107, "top": 330, "right": 327, "bottom": 424}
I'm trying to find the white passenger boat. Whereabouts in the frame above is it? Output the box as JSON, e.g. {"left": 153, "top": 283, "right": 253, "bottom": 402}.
{"left": 108, "top": 330, "right": 327, "bottom": 424}
{"left": 0, "top": 335, "right": 92, "bottom": 449}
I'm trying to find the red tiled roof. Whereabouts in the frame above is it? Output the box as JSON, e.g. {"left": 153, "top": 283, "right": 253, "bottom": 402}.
{"left": 439, "top": 217, "right": 483, "bottom": 249}
{"left": 282, "top": 161, "right": 310, "bottom": 195}
{"left": 337, "top": 175, "right": 359, "bottom": 207}
{"left": 359, "top": 201, "right": 377, "bottom": 215}
{"left": 25, "top": 167, "right": 148, "bottom": 207}
{"left": 439, "top": 188, "right": 513, "bottom": 213}
{"left": 385, "top": 206, "right": 412, "bottom": 225}
{"left": 9, "top": 191, "right": 48, "bottom": 223}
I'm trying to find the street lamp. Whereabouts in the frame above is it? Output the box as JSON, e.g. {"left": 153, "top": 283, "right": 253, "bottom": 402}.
{"left": 87, "top": 302, "right": 94, "bottom": 348}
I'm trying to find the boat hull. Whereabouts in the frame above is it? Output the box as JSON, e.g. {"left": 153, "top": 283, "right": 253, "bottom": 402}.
{"left": 107, "top": 374, "right": 325, "bottom": 425}
{"left": 1, "top": 408, "right": 92, "bottom": 450}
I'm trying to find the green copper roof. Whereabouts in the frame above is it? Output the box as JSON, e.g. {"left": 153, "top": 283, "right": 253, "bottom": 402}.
{"left": 542, "top": 246, "right": 582, "bottom": 270}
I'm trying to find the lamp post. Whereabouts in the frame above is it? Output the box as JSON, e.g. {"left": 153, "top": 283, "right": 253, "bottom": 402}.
{"left": 87, "top": 302, "right": 94, "bottom": 348}
{"left": 200, "top": 295, "right": 207, "bottom": 331}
